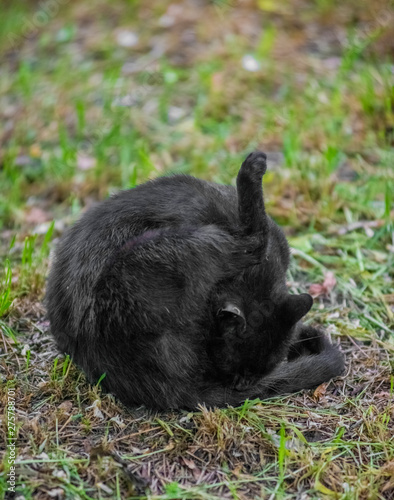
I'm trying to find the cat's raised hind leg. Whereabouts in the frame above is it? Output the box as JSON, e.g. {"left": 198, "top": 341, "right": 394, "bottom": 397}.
{"left": 237, "top": 151, "right": 269, "bottom": 239}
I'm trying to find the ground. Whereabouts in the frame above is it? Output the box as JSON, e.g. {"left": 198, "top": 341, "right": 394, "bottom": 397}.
{"left": 0, "top": 0, "right": 393, "bottom": 499}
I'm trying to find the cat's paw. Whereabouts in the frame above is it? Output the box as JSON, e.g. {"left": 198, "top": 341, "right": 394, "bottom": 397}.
{"left": 314, "top": 342, "right": 345, "bottom": 380}
{"left": 287, "top": 325, "right": 332, "bottom": 360}
{"left": 240, "top": 151, "right": 267, "bottom": 179}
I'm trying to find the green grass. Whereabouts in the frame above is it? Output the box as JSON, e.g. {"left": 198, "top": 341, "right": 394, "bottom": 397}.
{"left": 0, "top": 0, "right": 393, "bottom": 498}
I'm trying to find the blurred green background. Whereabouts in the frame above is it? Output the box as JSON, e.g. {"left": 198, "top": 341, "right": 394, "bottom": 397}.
{"left": 1, "top": 0, "right": 393, "bottom": 233}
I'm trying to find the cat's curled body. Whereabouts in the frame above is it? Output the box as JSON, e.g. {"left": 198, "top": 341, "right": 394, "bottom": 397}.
{"left": 46, "top": 152, "right": 344, "bottom": 409}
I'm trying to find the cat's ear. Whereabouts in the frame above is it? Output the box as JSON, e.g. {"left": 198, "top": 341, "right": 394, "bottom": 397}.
{"left": 281, "top": 293, "right": 313, "bottom": 325}
{"left": 217, "top": 303, "right": 246, "bottom": 337}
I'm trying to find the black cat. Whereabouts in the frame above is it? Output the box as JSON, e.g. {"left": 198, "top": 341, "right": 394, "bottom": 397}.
{"left": 46, "top": 151, "right": 344, "bottom": 409}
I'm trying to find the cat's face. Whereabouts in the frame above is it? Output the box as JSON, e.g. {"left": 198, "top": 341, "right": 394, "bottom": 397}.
{"left": 210, "top": 286, "right": 313, "bottom": 382}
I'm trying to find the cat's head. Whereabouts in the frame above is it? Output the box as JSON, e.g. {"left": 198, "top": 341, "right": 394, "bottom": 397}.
{"left": 210, "top": 288, "right": 313, "bottom": 381}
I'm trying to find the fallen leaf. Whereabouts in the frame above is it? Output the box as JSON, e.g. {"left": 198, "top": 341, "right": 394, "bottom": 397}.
{"left": 97, "top": 483, "right": 113, "bottom": 495}
{"left": 313, "top": 382, "right": 328, "bottom": 401}
{"left": 110, "top": 415, "right": 126, "bottom": 428}
{"left": 25, "top": 207, "right": 51, "bottom": 224}
{"left": 183, "top": 457, "right": 196, "bottom": 469}
{"left": 30, "top": 144, "right": 42, "bottom": 158}
{"left": 77, "top": 153, "right": 96, "bottom": 171}
{"left": 242, "top": 54, "right": 261, "bottom": 72}
{"left": 48, "top": 489, "right": 65, "bottom": 498}
{"left": 14, "top": 155, "right": 31, "bottom": 166}
{"left": 21, "top": 344, "right": 30, "bottom": 356}
{"left": 116, "top": 29, "right": 139, "bottom": 47}
{"left": 309, "top": 271, "right": 336, "bottom": 298}
{"left": 86, "top": 399, "right": 104, "bottom": 420}
{"left": 53, "top": 469, "right": 67, "bottom": 479}
{"left": 58, "top": 401, "right": 73, "bottom": 413}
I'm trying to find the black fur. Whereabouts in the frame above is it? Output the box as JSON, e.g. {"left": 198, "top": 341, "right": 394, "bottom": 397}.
{"left": 46, "top": 151, "right": 344, "bottom": 409}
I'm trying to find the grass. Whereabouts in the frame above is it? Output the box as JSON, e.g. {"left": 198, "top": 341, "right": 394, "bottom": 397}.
{"left": 0, "top": 0, "right": 393, "bottom": 498}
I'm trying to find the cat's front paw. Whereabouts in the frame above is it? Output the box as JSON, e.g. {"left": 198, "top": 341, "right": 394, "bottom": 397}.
{"left": 287, "top": 325, "right": 332, "bottom": 360}
{"left": 240, "top": 151, "right": 267, "bottom": 179}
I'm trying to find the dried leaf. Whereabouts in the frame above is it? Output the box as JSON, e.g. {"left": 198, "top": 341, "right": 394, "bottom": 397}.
{"left": 242, "top": 54, "right": 261, "bottom": 72}
{"left": 58, "top": 401, "right": 73, "bottom": 413}
{"left": 25, "top": 207, "right": 51, "bottom": 225}
{"left": 309, "top": 271, "right": 336, "bottom": 298}
{"left": 48, "top": 489, "right": 65, "bottom": 498}
{"left": 313, "top": 383, "right": 328, "bottom": 401}
{"left": 97, "top": 482, "right": 113, "bottom": 494}
{"left": 116, "top": 29, "right": 138, "bottom": 47}
{"left": 77, "top": 154, "right": 96, "bottom": 171}
{"left": 86, "top": 399, "right": 104, "bottom": 420}
{"left": 29, "top": 144, "right": 42, "bottom": 158}
{"left": 183, "top": 457, "right": 196, "bottom": 469}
